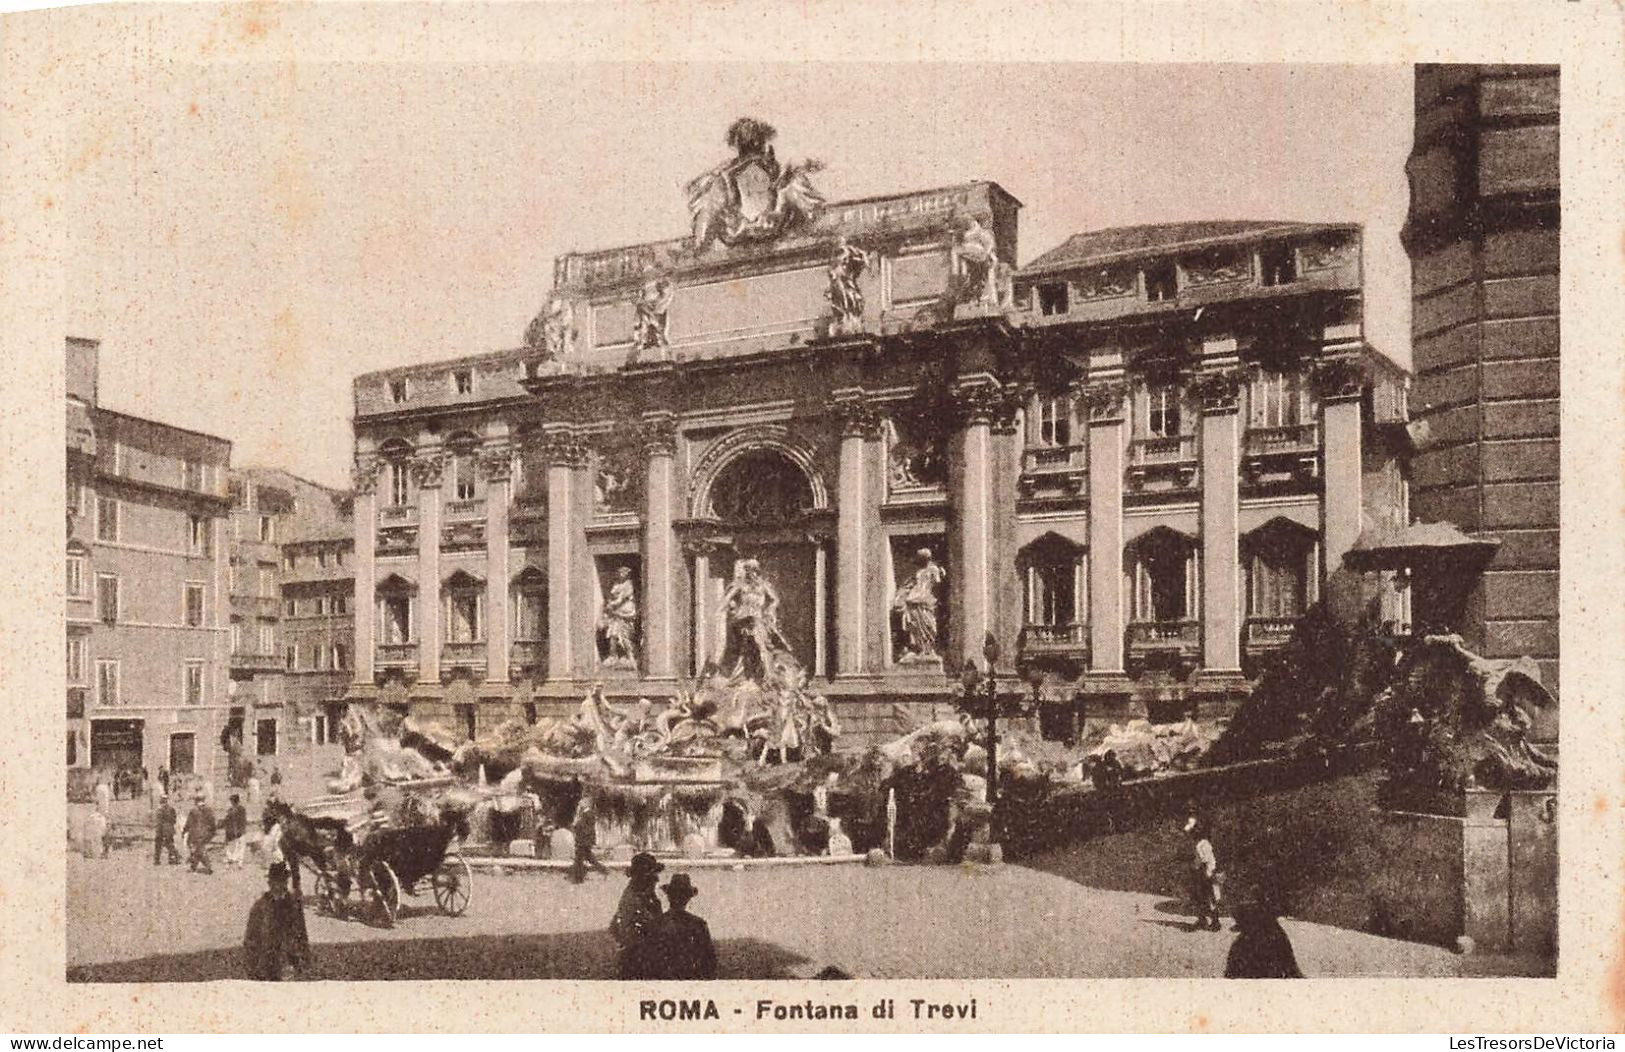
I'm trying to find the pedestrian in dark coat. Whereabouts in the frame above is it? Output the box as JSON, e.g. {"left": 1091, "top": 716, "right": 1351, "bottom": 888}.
{"left": 1224, "top": 903, "right": 1303, "bottom": 978}
{"left": 609, "top": 852, "right": 664, "bottom": 979}
{"left": 242, "top": 862, "right": 311, "bottom": 981}
{"left": 153, "top": 797, "right": 181, "bottom": 865}
{"left": 647, "top": 873, "right": 717, "bottom": 980}
{"left": 158, "top": 766, "right": 170, "bottom": 796}
{"left": 183, "top": 795, "right": 217, "bottom": 874}
{"left": 570, "top": 799, "right": 609, "bottom": 884}
{"left": 222, "top": 794, "right": 249, "bottom": 868}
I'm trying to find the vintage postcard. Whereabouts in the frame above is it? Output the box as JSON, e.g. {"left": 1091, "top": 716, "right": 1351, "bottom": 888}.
{"left": 0, "top": 0, "right": 1621, "bottom": 1034}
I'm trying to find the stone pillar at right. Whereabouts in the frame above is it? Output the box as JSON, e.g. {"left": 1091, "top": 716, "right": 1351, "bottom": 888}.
{"left": 352, "top": 457, "right": 378, "bottom": 685}
{"left": 1084, "top": 382, "right": 1127, "bottom": 676}
{"left": 543, "top": 429, "right": 580, "bottom": 681}
{"left": 1404, "top": 64, "right": 1560, "bottom": 721}
{"left": 1196, "top": 373, "right": 1242, "bottom": 677}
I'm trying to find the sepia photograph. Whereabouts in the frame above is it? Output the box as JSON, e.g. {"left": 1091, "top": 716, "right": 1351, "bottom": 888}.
{"left": 4, "top": 0, "right": 1619, "bottom": 1034}
{"left": 54, "top": 54, "right": 1564, "bottom": 985}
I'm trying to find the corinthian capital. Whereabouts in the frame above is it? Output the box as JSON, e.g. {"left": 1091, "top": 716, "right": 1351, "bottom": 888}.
{"left": 639, "top": 412, "right": 679, "bottom": 456}
{"left": 831, "top": 395, "right": 882, "bottom": 440}
{"left": 1080, "top": 380, "right": 1130, "bottom": 422}
{"left": 409, "top": 453, "right": 445, "bottom": 488}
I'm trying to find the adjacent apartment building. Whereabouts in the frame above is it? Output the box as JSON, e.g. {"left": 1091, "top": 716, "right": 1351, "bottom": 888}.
{"left": 226, "top": 467, "right": 354, "bottom": 759}
{"left": 343, "top": 128, "right": 1410, "bottom": 740}
{"left": 66, "top": 337, "right": 234, "bottom": 781}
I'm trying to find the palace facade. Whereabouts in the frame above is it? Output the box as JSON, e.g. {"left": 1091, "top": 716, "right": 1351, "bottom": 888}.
{"left": 347, "top": 135, "right": 1409, "bottom": 741}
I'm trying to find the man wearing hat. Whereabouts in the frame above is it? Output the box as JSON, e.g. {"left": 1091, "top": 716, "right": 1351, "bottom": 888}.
{"left": 648, "top": 872, "right": 717, "bottom": 980}
{"left": 153, "top": 795, "right": 181, "bottom": 866}
{"left": 242, "top": 862, "right": 311, "bottom": 981}
{"left": 182, "top": 792, "right": 217, "bottom": 874}
{"left": 609, "top": 852, "right": 664, "bottom": 979}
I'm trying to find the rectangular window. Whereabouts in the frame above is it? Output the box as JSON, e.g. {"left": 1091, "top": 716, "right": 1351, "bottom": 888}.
{"left": 454, "top": 456, "right": 476, "bottom": 501}
{"left": 184, "top": 582, "right": 205, "bottom": 627}
{"left": 96, "top": 573, "right": 119, "bottom": 622}
{"left": 446, "top": 592, "right": 481, "bottom": 643}
{"left": 1146, "top": 386, "right": 1182, "bottom": 438}
{"left": 389, "top": 462, "right": 411, "bottom": 507}
{"left": 112, "top": 441, "right": 126, "bottom": 475}
{"left": 67, "top": 635, "right": 86, "bottom": 684}
{"left": 312, "top": 596, "right": 327, "bottom": 616}
{"left": 1036, "top": 282, "right": 1070, "bottom": 316}
{"left": 286, "top": 646, "right": 298, "bottom": 670}
{"left": 1145, "top": 262, "right": 1177, "bottom": 303}
{"left": 1250, "top": 369, "right": 1302, "bottom": 429}
{"left": 96, "top": 659, "right": 119, "bottom": 708}
{"left": 66, "top": 553, "right": 85, "bottom": 597}
{"left": 282, "top": 553, "right": 294, "bottom": 572}
{"left": 259, "top": 515, "right": 275, "bottom": 543}
{"left": 1260, "top": 245, "right": 1298, "bottom": 287}
{"left": 187, "top": 514, "right": 210, "bottom": 555}
{"left": 317, "top": 549, "right": 329, "bottom": 568}
{"left": 1249, "top": 551, "right": 1307, "bottom": 619}
{"left": 389, "top": 378, "right": 410, "bottom": 403}
{"left": 382, "top": 596, "right": 413, "bottom": 644}
{"left": 452, "top": 369, "right": 473, "bottom": 395}
{"left": 284, "top": 598, "right": 298, "bottom": 618}
{"left": 183, "top": 661, "right": 204, "bottom": 706}
{"left": 333, "top": 644, "right": 348, "bottom": 670}
{"left": 1036, "top": 396, "right": 1072, "bottom": 448}
{"left": 331, "top": 594, "right": 348, "bottom": 615}
{"left": 258, "top": 623, "right": 274, "bottom": 654}
{"left": 516, "top": 590, "right": 546, "bottom": 641}
{"left": 182, "top": 458, "right": 204, "bottom": 491}
{"left": 96, "top": 497, "right": 118, "bottom": 542}
{"left": 231, "top": 622, "right": 243, "bottom": 653}
{"left": 259, "top": 567, "right": 274, "bottom": 598}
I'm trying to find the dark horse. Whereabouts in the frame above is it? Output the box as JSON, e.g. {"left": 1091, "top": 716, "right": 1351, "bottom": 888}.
{"left": 262, "top": 799, "right": 353, "bottom": 896}
{"left": 360, "top": 805, "right": 471, "bottom": 891}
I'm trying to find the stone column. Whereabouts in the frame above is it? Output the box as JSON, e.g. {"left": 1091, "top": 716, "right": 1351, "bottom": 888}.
{"left": 640, "top": 412, "right": 678, "bottom": 680}
{"left": 949, "top": 383, "right": 998, "bottom": 668}
{"left": 833, "top": 394, "right": 877, "bottom": 677}
{"left": 990, "top": 388, "right": 1024, "bottom": 662}
{"left": 413, "top": 451, "right": 444, "bottom": 683}
{"left": 690, "top": 543, "right": 711, "bottom": 675}
{"left": 542, "top": 429, "right": 581, "bottom": 681}
{"left": 1084, "top": 382, "right": 1129, "bottom": 674}
{"left": 352, "top": 457, "right": 379, "bottom": 685}
{"left": 1316, "top": 361, "right": 1365, "bottom": 582}
{"left": 481, "top": 444, "right": 512, "bottom": 685}
{"left": 1196, "top": 372, "right": 1243, "bottom": 675}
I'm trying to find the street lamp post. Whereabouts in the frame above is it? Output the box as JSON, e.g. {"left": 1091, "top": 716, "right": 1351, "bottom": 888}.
{"left": 955, "top": 633, "right": 1038, "bottom": 838}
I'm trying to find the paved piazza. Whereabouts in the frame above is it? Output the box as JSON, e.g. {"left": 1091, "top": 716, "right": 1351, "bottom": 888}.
{"left": 67, "top": 850, "right": 1460, "bottom": 981}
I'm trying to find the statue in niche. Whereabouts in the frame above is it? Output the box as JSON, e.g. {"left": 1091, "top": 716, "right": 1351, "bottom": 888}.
{"left": 892, "top": 548, "right": 947, "bottom": 661}
{"left": 597, "top": 566, "right": 639, "bottom": 669}
{"left": 825, "top": 236, "right": 871, "bottom": 334}
{"left": 954, "top": 215, "right": 1002, "bottom": 307}
{"left": 715, "top": 558, "right": 792, "bottom": 683}
{"left": 632, "top": 274, "right": 675, "bottom": 357}
{"left": 882, "top": 417, "right": 946, "bottom": 491}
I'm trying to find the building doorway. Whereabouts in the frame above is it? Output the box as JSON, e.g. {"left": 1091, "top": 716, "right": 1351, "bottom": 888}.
{"left": 90, "top": 718, "right": 143, "bottom": 773}
{"left": 256, "top": 718, "right": 278, "bottom": 757}
{"left": 168, "top": 732, "right": 196, "bottom": 776}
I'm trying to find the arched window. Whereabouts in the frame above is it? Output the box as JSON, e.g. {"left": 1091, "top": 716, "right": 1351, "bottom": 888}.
{"left": 379, "top": 439, "right": 413, "bottom": 508}
{"left": 1019, "top": 534, "right": 1085, "bottom": 628}
{"left": 1243, "top": 519, "right": 1318, "bottom": 619}
{"left": 708, "top": 450, "right": 813, "bottom": 525}
{"left": 446, "top": 433, "right": 480, "bottom": 502}
{"left": 1127, "top": 528, "right": 1199, "bottom": 623}
{"left": 376, "top": 573, "right": 416, "bottom": 645}
{"left": 511, "top": 566, "right": 547, "bottom": 642}
{"left": 443, "top": 569, "right": 484, "bottom": 643}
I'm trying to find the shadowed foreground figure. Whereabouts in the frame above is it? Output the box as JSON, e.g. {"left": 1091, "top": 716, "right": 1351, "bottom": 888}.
{"left": 1224, "top": 903, "right": 1303, "bottom": 979}
{"left": 646, "top": 873, "right": 717, "bottom": 980}
{"left": 242, "top": 862, "right": 311, "bottom": 981}
{"left": 610, "top": 852, "right": 664, "bottom": 979}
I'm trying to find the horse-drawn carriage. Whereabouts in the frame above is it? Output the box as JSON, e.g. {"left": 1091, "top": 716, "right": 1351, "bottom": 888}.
{"left": 267, "top": 799, "right": 473, "bottom": 928}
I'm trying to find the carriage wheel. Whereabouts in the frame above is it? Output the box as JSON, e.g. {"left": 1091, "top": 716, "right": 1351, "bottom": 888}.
{"left": 432, "top": 853, "right": 473, "bottom": 917}
{"left": 369, "top": 860, "right": 400, "bottom": 928}
{"left": 312, "top": 871, "right": 341, "bottom": 918}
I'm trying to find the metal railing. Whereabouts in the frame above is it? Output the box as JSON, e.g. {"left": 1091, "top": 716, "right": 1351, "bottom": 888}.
{"left": 1244, "top": 423, "right": 1319, "bottom": 456}
{"left": 376, "top": 642, "right": 417, "bottom": 666}
{"left": 1129, "top": 435, "right": 1197, "bottom": 465}
{"left": 1023, "top": 444, "right": 1087, "bottom": 474}
{"left": 1126, "top": 620, "right": 1201, "bottom": 648}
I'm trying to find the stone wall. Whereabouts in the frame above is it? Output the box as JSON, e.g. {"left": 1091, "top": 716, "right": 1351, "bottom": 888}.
{"left": 1404, "top": 65, "right": 1560, "bottom": 726}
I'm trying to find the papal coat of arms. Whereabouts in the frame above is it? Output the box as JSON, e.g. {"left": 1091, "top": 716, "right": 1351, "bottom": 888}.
{"left": 686, "top": 117, "right": 826, "bottom": 253}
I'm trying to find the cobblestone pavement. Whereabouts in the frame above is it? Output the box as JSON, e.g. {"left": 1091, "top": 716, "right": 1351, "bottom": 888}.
{"left": 67, "top": 848, "right": 1461, "bottom": 981}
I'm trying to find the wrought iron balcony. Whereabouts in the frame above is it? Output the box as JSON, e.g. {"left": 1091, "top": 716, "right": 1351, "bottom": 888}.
{"left": 1018, "top": 622, "right": 1090, "bottom": 663}
{"left": 1244, "top": 616, "right": 1301, "bottom": 652}
{"left": 445, "top": 498, "right": 486, "bottom": 521}
{"left": 1125, "top": 619, "right": 1201, "bottom": 674}
{"left": 441, "top": 641, "right": 486, "bottom": 668}
{"left": 509, "top": 640, "right": 547, "bottom": 676}
{"left": 1244, "top": 423, "right": 1319, "bottom": 456}
{"left": 1126, "top": 436, "right": 1198, "bottom": 493}
{"left": 376, "top": 642, "right": 417, "bottom": 667}
{"left": 230, "top": 651, "right": 282, "bottom": 673}
{"left": 376, "top": 525, "right": 418, "bottom": 556}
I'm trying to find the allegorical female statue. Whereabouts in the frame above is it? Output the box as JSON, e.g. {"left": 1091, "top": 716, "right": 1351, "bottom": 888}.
{"left": 826, "top": 236, "right": 870, "bottom": 333}
{"left": 598, "top": 566, "right": 639, "bottom": 668}
{"left": 892, "top": 548, "right": 946, "bottom": 660}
